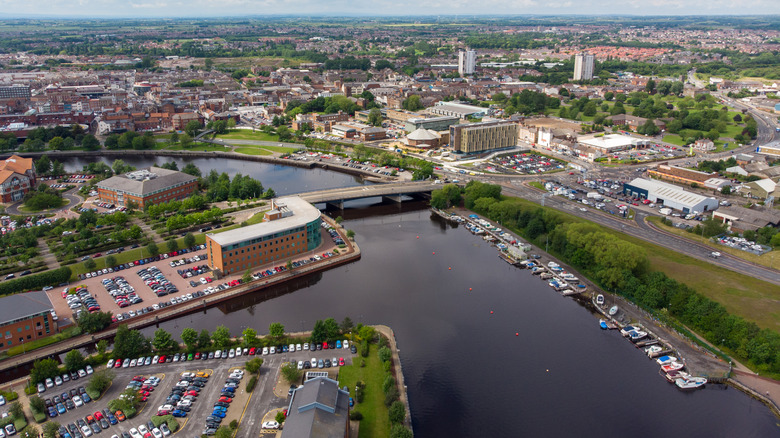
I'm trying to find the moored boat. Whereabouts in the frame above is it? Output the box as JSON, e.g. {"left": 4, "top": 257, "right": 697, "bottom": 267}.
{"left": 661, "top": 361, "right": 685, "bottom": 372}
{"left": 599, "top": 319, "right": 608, "bottom": 330}
{"left": 628, "top": 330, "right": 648, "bottom": 341}
{"left": 645, "top": 345, "right": 663, "bottom": 356}
{"left": 675, "top": 376, "right": 706, "bottom": 390}
{"left": 540, "top": 273, "right": 553, "bottom": 280}
{"left": 620, "top": 325, "right": 641, "bottom": 336}
{"left": 595, "top": 294, "right": 605, "bottom": 306}
{"left": 664, "top": 370, "right": 690, "bottom": 383}
{"left": 608, "top": 305, "right": 619, "bottom": 316}
{"left": 656, "top": 355, "right": 677, "bottom": 366}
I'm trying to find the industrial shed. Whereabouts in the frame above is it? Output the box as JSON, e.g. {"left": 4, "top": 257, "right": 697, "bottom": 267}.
{"left": 623, "top": 178, "right": 719, "bottom": 214}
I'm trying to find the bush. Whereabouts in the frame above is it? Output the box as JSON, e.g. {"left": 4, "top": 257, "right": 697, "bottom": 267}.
{"left": 349, "top": 411, "right": 363, "bottom": 421}
{"left": 151, "top": 415, "right": 179, "bottom": 432}
{"left": 246, "top": 375, "right": 258, "bottom": 392}
{"left": 229, "top": 420, "right": 238, "bottom": 430}
{"left": 360, "top": 341, "right": 369, "bottom": 358}
{"left": 1, "top": 391, "right": 18, "bottom": 402}
{"left": 383, "top": 361, "right": 392, "bottom": 372}
{"left": 378, "top": 346, "right": 391, "bottom": 363}
{"left": 384, "top": 386, "right": 399, "bottom": 406}
{"left": 383, "top": 376, "right": 396, "bottom": 394}
{"left": 389, "top": 400, "right": 406, "bottom": 424}
{"left": 245, "top": 358, "right": 263, "bottom": 374}
{"left": 275, "top": 411, "right": 286, "bottom": 424}
{"left": 0, "top": 267, "right": 71, "bottom": 296}
{"left": 355, "top": 386, "right": 364, "bottom": 404}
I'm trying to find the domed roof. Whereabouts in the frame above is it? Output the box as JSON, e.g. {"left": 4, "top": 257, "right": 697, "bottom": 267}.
{"left": 407, "top": 128, "right": 439, "bottom": 141}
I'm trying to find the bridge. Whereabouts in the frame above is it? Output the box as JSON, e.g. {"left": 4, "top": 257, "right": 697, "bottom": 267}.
{"left": 297, "top": 181, "right": 441, "bottom": 209}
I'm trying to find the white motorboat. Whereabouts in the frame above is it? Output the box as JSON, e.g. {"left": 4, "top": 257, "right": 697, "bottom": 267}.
{"left": 608, "top": 305, "right": 619, "bottom": 316}
{"left": 661, "top": 361, "right": 685, "bottom": 373}
{"left": 595, "top": 294, "right": 605, "bottom": 306}
{"left": 645, "top": 345, "right": 663, "bottom": 356}
{"left": 656, "top": 355, "right": 678, "bottom": 366}
{"left": 675, "top": 376, "right": 706, "bottom": 390}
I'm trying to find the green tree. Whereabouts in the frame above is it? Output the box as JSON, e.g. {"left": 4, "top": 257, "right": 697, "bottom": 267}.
{"left": 402, "top": 95, "right": 423, "bottom": 111}
{"left": 276, "top": 126, "right": 292, "bottom": 141}
{"left": 169, "top": 131, "right": 179, "bottom": 145}
{"left": 280, "top": 362, "right": 301, "bottom": 383}
{"left": 215, "top": 426, "right": 233, "bottom": 438}
{"left": 112, "top": 324, "right": 151, "bottom": 359}
{"left": 269, "top": 322, "right": 285, "bottom": 339}
{"left": 82, "top": 134, "right": 100, "bottom": 151}
{"left": 43, "top": 421, "right": 60, "bottom": 438}
{"left": 340, "top": 317, "right": 353, "bottom": 333}
{"left": 8, "top": 401, "right": 23, "bottom": 419}
{"left": 212, "top": 325, "right": 231, "bottom": 349}
{"left": 242, "top": 269, "right": 252, "bottom": 284}
{"left": 84, "top": 258, "right": 97, "bottom": 271}
{"left": 166, "top": 239, "right": 179, "bottom": 253}
{"left": 389, "top": 400, "right": 406, "bottom": 423}
{"left": 87, "top": 369, "right": 115, "bottom": 396}
{"left": 64, "top": 349, "right": 86, "bottom": 372}
{"left": 29, "top": 395, "right": 46, "bottom": 414}
{"left": 20, "top": 426, "right": 38, "bottom": 438}
{"left": 146, "top": 242, "right": 159, "bottom": 257}
{"left": 181, "top": 328, "right": 198, "bottom": 351}
{"left": 183, "top": 233, "right": 196, "bottom": 248}
{"left": 77, "top": 311, "right": 112, "bottom": 333}
{"left": 182, "top": 163, "right": 201, "bottom": 177}
{"left": 152, "top": 328, "right": 179, "bottom": 353}
{"left": 106, "top": 255, "right": 117, "bottom": 268}
{"left": 36, "top": 155, "right": 52, "bottom": 174}
{"left": 197, "top": 329, "right": 212, "bottom": 349}
{"left": 242, "top": 327, "right": 257, "bottom": 346}
{"left": 185, "top": 120, "right": 201, "bottom": 137}
{"left": 48, "top": 136, "right": 64, "bottom": 150}
{"left": 390, "top": 424, "right": 413, "bottom": 438}
{"left": 179, "top": 133, "right": 193, "bottom": 148}
{"left": 245, "top": 357, "right": 264, "bottom": 374}
{"left": 96, "top": 339, "right": 108, "bottom": 356}
{"left": 275, "top": 411, "right": 286, "bottom": 424}
{"left": 204, "top": 58, "right": 214, "bottom": 70}
{"left": 367, "top": 108, "right": 383, "bottom": 127}
{"left": 378, "top": 346, "right": 392, "bottom": 363}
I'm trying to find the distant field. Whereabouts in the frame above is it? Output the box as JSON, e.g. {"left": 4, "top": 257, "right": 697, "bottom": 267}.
{"left": 234, "top": 147, "right": 272, "bottom": 156}
{"left": 662, "top": 134, "right": 686, "bottom": 146}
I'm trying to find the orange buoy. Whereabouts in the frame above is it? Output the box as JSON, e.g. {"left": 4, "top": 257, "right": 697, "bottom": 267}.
{"left": 432, "top": 252, "right": 435, "bottom": 255}
{"left": 448, "top": 267, "right": 452, "bottom": 270}
{"left": 416, "top": 236, "right": 419, "bottom": 239}
{"left": 515, "top": 333, "right": 519, "bottom": 336}
{"left": 490, "top": 311, "right": 494, "bottom": 314}
{"left": 469, "top": 288, "right": 472, "bottom": 291}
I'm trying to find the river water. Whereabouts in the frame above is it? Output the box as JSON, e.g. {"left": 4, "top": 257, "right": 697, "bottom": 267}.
{"left": 66, "top": 157, "right": 779, "bottom": 436}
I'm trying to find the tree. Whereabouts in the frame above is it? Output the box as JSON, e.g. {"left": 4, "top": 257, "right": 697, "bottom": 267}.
{"left": 84, "top": 258, "right": 97, "bottom": 271}
{"left": 204, "top": 58, "right": 214, "bottom": 70}
{"left": 185, "top": 120, "right": 201, "bottom": 137}
{"left": 36, "top": 155, "right": 52, "bottom": 174}
{"left": 604, "top": 91, "right": 614, "bottom": 101}
{"left": 30, "top": 395, "right": 46, "bottom": 414}
{"left": 378, "top": 346, "right": 392, "bottom": 363}
{"left": 639, "top": 119, "right": 659, "bottom": 136}
{"left": 146, "top": 242, "right": 159, "bottom": 257}
{"left": 269, "top": 322, "right": 285, "bottom": 339}
{"left": 20, "top": 426, "right": 38, "bottom": 438}
{"left": 390, "top": 424, "right": 413, "bottom": 438}
{"left": 169, "top": 131, "right": 179, "bottom": 145}
{"left": 347, "top": 229, "right": 356, "bottom": 239}
{"left": 43, "top": 421, "right": 60, "bottom": 438}
{"left": 215, "top": 427, "right": 233, "bottom": 438}
{"left": 77, "top": 311, "right": 112, "bottom": 333}
{"left": 87, "top": 369, "right": 115, "bottom": 396}
{"left": 8, "top": 401, "right": 23, "bottom": 419}
{"left": 152, "top": 328, "right": 179, "bottom": 353}
{"left": 402, "top": 95, "right": 423, "bottom": 111}
{"left": 367, "top": 108, "right": 383, "bottom": 127}
{"left": 276, "top": 126, "right": 292, "bottom": 141}
{"left": 181, "top": 328, "right": 198, "bottom": 351}
{"left": 64, "top": 349, "right": 86, "bottom": 372}
{"left": 280, "top": 362, "right": 301, "bottom": 383}
{"left": 645, "top": 79, "right": 656, "bottom": 94}
{"left": 242, "top": 327, "right": 257, "bottom": 346}
{"left": 389, "top": 400, "right": 406, "bottom": 423}
{"left": 112, "top": 324, "right": 151, "bottom": 359}
{"left": 106, "top": 255, "right": 117, "bottom": 268}
{"left": 242, "top": 269, "right": 252, "bottom": 284}
{"left": 212, "top": 325, "right": 231, "bottom": 349}
{"left": 166, "top": 239, "right": 179, "bottom": 253}
{"left": 340, "top": 317, "right": 353, "bottom": 333}
{"left": 721, "top": 186, "right": 731, "bottom": 195}
{"left": 245, "top": 357, "right": 264, "bottom": 374}
{"left": 48, "top": 136, "right": 64, "bottom": 150}
{"left": 96, "top": 339, "right": 108, "bottom": 356}
{"left": 182, "top": 163, "right": 201, "bottom": 177}
{"left": 179, "top": 133, "right": 193, "bottom": 148}
{"left": 198, "top": 329, "right": 212, "bottom": 349}
{"left": 183, "top": 233, "right": 196, "bottom": 248}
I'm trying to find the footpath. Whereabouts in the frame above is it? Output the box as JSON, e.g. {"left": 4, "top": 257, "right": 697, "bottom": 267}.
{"left": 374, "top": 325, "right": 412, "bottom": 431}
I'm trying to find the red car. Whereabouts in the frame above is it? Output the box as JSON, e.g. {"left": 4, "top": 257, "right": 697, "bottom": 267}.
{"left": 218, "top": 397, "right": 232, "bottom": 403}
{"left": 94, "top": 412, "right": 103, "bottom": 421}
{"left": 339, "top": 357, "right": 345, "bottom": 366}
{"left": 141, "top": 385, "right": 154, "bottom": 392}
{"left": 194, "top": 352, "right": 201, "bottom": 360}
{"left": 323, "top": 343, "right": 329, "bottom": 350}
{"left": 132, "top": 376, "right": 144, "bottom": 382}
{"left": 114, "top": 360, "right": 122, "bottom": 368}
{"left": 248, "top": 347, "right": 256, "bottom": 355}
{"left": 185, "top": 390, "right": 198, "bottom": 397}
{"left": 158, "top": 356, "right": 166, "bottom": 363}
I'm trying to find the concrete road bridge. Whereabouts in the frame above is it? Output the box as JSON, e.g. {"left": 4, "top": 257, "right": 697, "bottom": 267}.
{"left": 296, "top": 181, "right": 441, "bottom": 209}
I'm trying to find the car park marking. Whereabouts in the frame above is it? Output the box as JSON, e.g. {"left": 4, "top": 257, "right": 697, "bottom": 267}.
{"left": 235, "top": 375, "right": 255, "bottom": 434}
{"left": 168, "top": 417, "right": 188, "bottom": 436}
{"left": 259, "top": 408, "right": 285, "bottom": 436}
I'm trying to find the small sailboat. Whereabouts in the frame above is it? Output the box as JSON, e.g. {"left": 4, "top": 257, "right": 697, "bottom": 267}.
{"left": 595, "top": 294, "right": 605, "bottom": 306}
{"left": 661, "top": 361, "right": 685, "bottom": 373}
{"left": 675, "top": 376, "right": 706, "bottom": 390}
{"left": 608, "top": 305, "right": 619, "bottom": 316}
{"left": 656, "top": 355, "right": 677, "bottom": 366}
{"left": 599, "top": 319, "right": 608, "bottom": 330}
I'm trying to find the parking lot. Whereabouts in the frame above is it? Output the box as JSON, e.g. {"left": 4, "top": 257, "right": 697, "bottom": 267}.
{"left": 47, "top": 227, "right": 345, "bottom": 328}
{"left": 39, "top": 345, "right": 355, "bottom": 438}
{"left": 479, "top": 153, "right": 566, "bottom": 175}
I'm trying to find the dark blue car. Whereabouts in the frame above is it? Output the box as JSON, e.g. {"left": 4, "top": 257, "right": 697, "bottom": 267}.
{"left": 171, "top": 410, "right": 187, "bottom": 418}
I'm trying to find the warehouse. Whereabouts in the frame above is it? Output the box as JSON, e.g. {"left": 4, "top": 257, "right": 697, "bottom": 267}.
{"left": 623, "top": 178, "right": 719, "bottom": 214}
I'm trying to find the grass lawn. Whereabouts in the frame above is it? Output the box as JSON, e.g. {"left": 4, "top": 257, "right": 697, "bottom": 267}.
{"left": 162, "top": 143, "right": 227, "bottom": 152}
{"left": 528, "top": 181, "right": 545, "bottom": 190}
{"left": 338, "top": 343, "right": 390, "bottom": 438}
{"left": 235, "top": 147, "right": 273, "bottom": 156}
{"left": 216, "top": 130, "right": 279, "bottom": 142}
{"left": 17, "top": 198, "right": 69, "bottom": 213}
{"left": 662, "top": 134, "right": 687, "bottom": 146}
{"left": 68, "top": 234, "right": 206, "bottom": 279}
{"left": 6, "top": 326, "right": 82, "bottom": 356}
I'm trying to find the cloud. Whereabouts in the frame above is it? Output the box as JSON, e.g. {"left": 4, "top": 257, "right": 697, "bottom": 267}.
{"left": 131, "top": 1, "right": 168, "bottom": 8}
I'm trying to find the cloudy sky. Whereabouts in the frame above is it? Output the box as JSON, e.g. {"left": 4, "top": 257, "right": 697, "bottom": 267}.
{"left": 1, "top": 0, "right": 779, "bottom": 17}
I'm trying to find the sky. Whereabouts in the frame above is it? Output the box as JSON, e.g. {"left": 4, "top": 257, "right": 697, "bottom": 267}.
{"left": 1, "top": 0, "right": 779, "bottom": 17}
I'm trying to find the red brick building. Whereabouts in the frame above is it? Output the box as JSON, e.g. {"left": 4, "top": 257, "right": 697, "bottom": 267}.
{"left": 96, "top": 167, "right": 198, "bottom": 208}
{"left": 0, "top": 291, "right": 57, "bottom": 352}
{"left": 0, "top": 155, "right": 36, "bottom": 203}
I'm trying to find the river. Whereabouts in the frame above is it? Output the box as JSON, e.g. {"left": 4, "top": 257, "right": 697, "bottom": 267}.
{"left": 67, "top": 157, "right": 780, "bottom": 436}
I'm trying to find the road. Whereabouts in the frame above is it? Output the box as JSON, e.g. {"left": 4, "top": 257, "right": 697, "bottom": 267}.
{"left": 5, "top": 187, "right": 82, "bottom": 216}
{"left": 500, "top": 181, "right": 780, "bottom": 285}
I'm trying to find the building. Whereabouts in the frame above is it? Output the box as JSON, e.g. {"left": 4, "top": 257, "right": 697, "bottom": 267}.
{"left": 578, "top": 134, "right": 650, "bottom": 154}
{"left": 458, "top": 49, "right": 477, "bottom": 76}
{"left": 0, "top": 85, "right": 31, "bottom": 100}
{"left": 623, "top": 178, "right": 719, "bottom": 213}
{"left": 573, "top": 53, "right": 595, "bottom": 81}
{"left": 450, "top": 120, "right": 518, "bottom": 154}
{"left": 403, "top": 116, "right": 460, "bottom": 133}
{"left": 756, "top": 141, "right": 780, "bottom": 158}
{"left": 282, "top": 376, "right": 350, "bottom": 438}
{"left": 428, "top": 102, "right": 487, "bottom": 120}
{"left": 0, "top": 291, "right": 57, "bottom": 352}
{"left": 405, "top": 128, "right": 441, "bottom": 148}
{"left": 171, "top": 113, "right": 203, "bottom": 131}
{"left": 205, "top": 197, "right": 322, "bottom": 275}
{"left": 692, "top": 138, "right": 715, "bottom": 152}
{"left": 0, "top": 155, "right": 36, "bottom": 203}
{"left": 331, "top": 124, "right": 357, "bottom": 139}
{"left": 608, "top": 114, "right": 666, "bottom": 132}
{"left": 712, "top": 205, "right": 780, "bottom": 233}
{"left": 96, "top": 167, "right": 198, "bottom": 209}
{"left": 744, "top": 178, "right": 779, "bottom": 199}
{"left": 649, "top": 162, "right": 717, "bottom": 185}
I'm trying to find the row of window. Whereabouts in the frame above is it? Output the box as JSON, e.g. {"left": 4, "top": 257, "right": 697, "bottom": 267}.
{"left": 224, "top": 227, "right": 305, "bottom": 251}
{"left": 227, "top": 247, "right": 303, "bottom": 272}
{"left": 224, "top": 234, "right": 303, "bottom": 258}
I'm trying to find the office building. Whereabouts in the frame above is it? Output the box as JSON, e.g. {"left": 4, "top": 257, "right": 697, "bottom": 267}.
{"left": 458, "top": 49, "right": 476, "bottom": 76}
{"left": 404, "top": 115, "right": 460, "bottom": 133}
{"left": 0, "top": 291, "right": 57, "bottom": 352}
{"left": 96, "top": 167, "right": 198, "bottom": 208}
{"left": 0, "top": 85, "right": 31, "bottom": 100}
{"left": 0, "top": 155, "right": 36, "bottom": 203}
{"left": 283, "top": 376, "right": 350, "bottom": 438}
{"left": 450, "top": 120, "right": 518, "bottom": 154}
{"left": 427, "top": 102, "right": 487, "bottom": 120}
{"left": 573, "top": 53, "right": 595, "bottom": 81}
{"left": 205, "top": 197, "right": 322, "bottom": 275}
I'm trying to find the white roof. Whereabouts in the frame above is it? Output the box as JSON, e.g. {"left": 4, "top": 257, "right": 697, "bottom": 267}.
{"left": 579, "top": 134, "right": 637, "bottom": 150}
{"left": 752, "top": 178, "right": 777, "bottom": 193}
{"left": 206, "top": 196, "right": 320, "bottom": 247}
{"left": 628, "top": 178, "right": 715, "bottom": 207}
{"left": 407, "top": 128, "right": 439, "bottom": 141}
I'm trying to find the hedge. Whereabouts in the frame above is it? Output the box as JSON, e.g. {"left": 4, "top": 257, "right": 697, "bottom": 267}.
{"left": 0, "top": 267, "right": 71, "bottom": 296}
{"left": 151, "top": 415, "right": 179, "bottom": 432}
